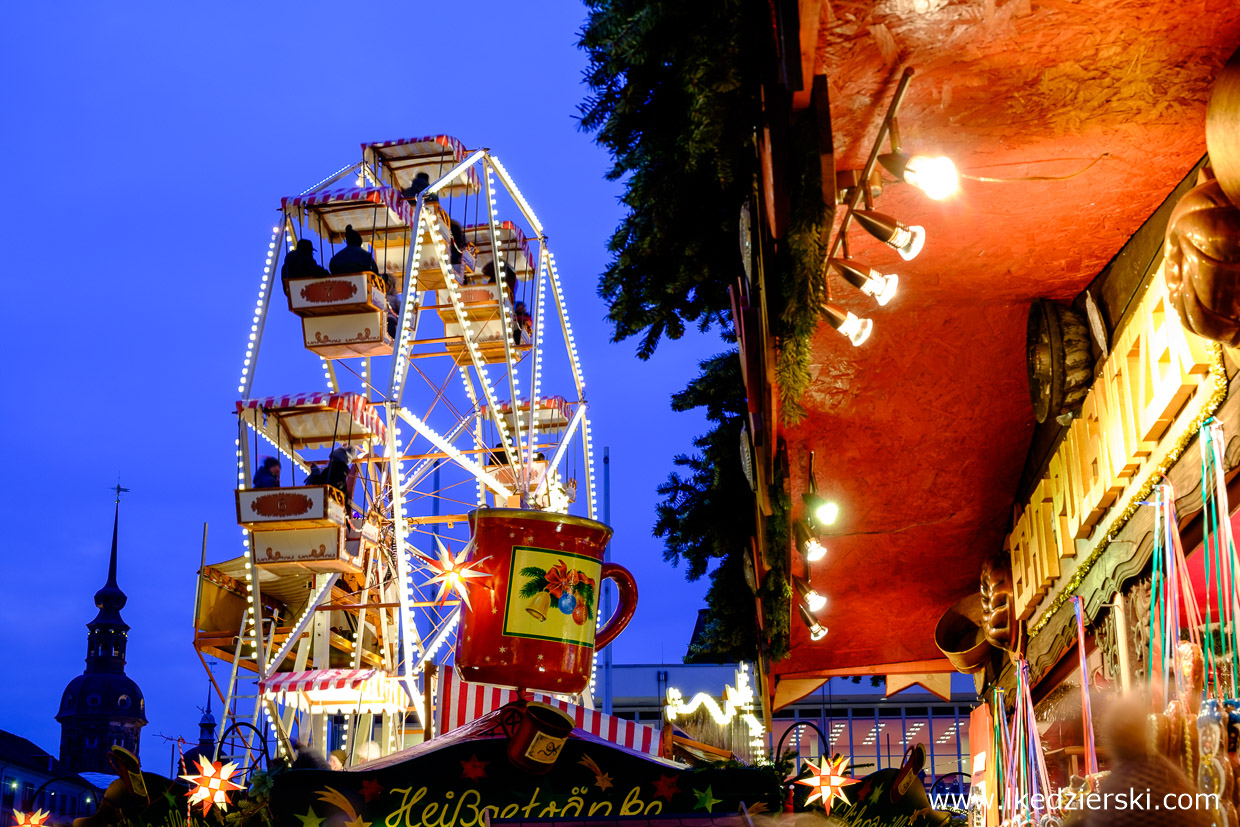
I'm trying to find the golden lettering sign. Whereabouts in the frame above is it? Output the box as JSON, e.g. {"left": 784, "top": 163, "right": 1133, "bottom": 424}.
{"left": 1012, "top": 270, "right": 1216, "bottom": 622}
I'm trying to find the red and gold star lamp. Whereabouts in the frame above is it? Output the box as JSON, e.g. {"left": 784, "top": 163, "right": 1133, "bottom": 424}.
{"left": 795, "top": 755, "right": 860, "bottom": 815}
{"left": 180, "top": 756, "right": 243, "bottom": 815}
{"left": 13, "top": 810, "right": 50, "bottom": 827}
{"left": 416, "top": 537, "right": 490, "bottom": 609}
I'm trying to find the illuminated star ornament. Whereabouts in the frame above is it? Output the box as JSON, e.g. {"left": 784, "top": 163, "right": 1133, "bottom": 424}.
{"left": 180, "top": 756, "right": 243, "bottom": 815}
{"left": 795, "top": 755, "right": 860, "bottom": 815}
{"left": 416, "top": 537, "right": 490, "bottom": 608}
{"left": 13, "top": 811, "right": 50, "bottom": 827}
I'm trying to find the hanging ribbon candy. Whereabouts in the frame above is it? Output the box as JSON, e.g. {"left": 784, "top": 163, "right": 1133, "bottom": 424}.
{"left": 1148, "top": 481, "right": 1203, "bottom": 704}
{"left": 1071, "top": 596, "right": 1099, "bottom": 777}
{"left": 1000, "top": 660, "right": 1058, "bottom": 826}
{"left": 1200, "top": 419, "right": 1240, "bottom": 698}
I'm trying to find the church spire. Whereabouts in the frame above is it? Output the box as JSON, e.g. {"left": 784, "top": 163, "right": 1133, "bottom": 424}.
{"left": 91, "top": 502, "right": 128, "bottom": 627}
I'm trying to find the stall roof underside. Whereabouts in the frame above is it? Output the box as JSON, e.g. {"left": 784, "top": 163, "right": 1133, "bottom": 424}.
{"left": 774, "top": 0, "right": 1240, "bottom": 694}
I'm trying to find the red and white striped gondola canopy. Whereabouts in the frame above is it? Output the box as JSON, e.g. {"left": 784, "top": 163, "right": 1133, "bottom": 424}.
{"left": 282, "top": 186, "right": 414, "bottom": 240}
{"left": 259, "top": 669, "right": 406, "bottom": 714}
{"left": 282, "top": 186, "right": 421, "bottom": 283}
{"left": 362, "top": 134, "right": 480, "bottom": 196}
{"left": 463, "top": 220, "right": 535, "bottom": 281}
{"left": 237, "top": 391, "right": 386, "bottom": 448}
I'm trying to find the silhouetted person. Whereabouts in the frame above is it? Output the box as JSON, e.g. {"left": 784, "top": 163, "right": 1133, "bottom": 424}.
{"left": 401, "top": 171, "right": 431, "bottom": 199}
{"left": 252, "top": 457, "right": 281, "bottom": 489}
{"left": 329, "top": 224, "right": 380, "bottom": 275}
{"left": 512, "top": 301, "right": 533, "bottom": 345}
{"left": 482, "top": 260, "right": 518, "bottom": 297}
{"left": 281, "top": 239, "right": 328, "bottom": 295}
{"left": 306, "top": 446, "right": 365, "bottom": 504}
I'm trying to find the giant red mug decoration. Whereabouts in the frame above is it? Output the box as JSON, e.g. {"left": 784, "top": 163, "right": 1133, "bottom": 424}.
{"left": 454, "top": 508, "right": 637, "bottom": 695}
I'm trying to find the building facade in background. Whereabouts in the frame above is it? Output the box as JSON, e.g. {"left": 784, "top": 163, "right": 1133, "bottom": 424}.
{"left": 0, "top": 731, "right": 99, "bottom": 827}
{"left": 606, "top": 664, "right": 975, "bottom": 787}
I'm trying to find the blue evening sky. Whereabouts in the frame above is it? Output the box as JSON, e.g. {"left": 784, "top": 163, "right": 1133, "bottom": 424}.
{"left": 0, "top": 2, "right": 721, "bottom": 761}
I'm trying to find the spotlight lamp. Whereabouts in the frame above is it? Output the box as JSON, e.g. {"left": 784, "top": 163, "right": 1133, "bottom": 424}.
{"left": 794, "top": 576, "right": 827, "bottom": 612}
{"left": 802, "top": 493, "right": 839, "bottom": 527}
{"left": 852, "top": 210, "right": 925, "bottom": 261}
{"left": 878, "top": 152, "right": 960, "bottom": 201}
{"left": 794, "top": 519, "right": 827, "bottom": 562}
{"left": 799, "top": 603, "right": 829, "bottom": 641}
{"left": 830, "top": 258, "right": 898, "bottom": 306}
{"left": 821, "top": 301, "right": 873, "bottom": 347}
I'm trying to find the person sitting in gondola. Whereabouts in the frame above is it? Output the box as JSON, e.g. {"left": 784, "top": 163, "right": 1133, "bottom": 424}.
{"left": 252, "top": 457, "right": 281, "bottom": 489}
{"left": 281, "top": 239, "right": 328, "bottom": 295}
{"left": 306, "top": 445, "right": 365, "bottom": 505}
{"left": 512, "top": 301, "right": 533, "bottom": 345}
{"left": 401, "top": 174, "right": 468, "bottom": 277}
{"left": 329, "top": 225, "right": 380, "bottom": 276}
{"left": 481, "top": 260, "right": 518, "bottom": 298}
{"left": 401, "top": 171, "right": 431, "bottom": 198}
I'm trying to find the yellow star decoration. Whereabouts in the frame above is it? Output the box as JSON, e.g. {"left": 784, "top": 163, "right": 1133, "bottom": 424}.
{"left": 179, "top": 756, "right": 243, "bottom": 815}
{"left": 796, "top": 755, "right": 860, "bottom": 815}
{"left": 317, "top": 787, "right": 359, "bottom": 823}
{"left": 343, "top": 815, "right": 372, "bottom": 827}
{"left": 13, "top": 810, "right": 50, "bottom": 827}
{"left": 693, "top": 785, "right": 722, "bottom": 812}
{"left": 295, "top": 806, "right": 324, "bottom": 827}
{"left": 416, "top": 537, "right": 490, "bottom": 609}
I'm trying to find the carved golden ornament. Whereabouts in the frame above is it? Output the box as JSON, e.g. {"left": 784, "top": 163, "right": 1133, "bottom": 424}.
{"left": 1165, "top": 178, "right": 1240, "bottom": 345}
{"left": 1028, "top": 343, "right": 1227, "bottom": 638}
{"left": 980, "top": 555, "right": 1015, "bottom": 651}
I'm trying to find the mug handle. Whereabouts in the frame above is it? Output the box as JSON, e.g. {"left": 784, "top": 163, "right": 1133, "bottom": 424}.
{"left": 594, "top": 562, "right": 638, "bottom": 650}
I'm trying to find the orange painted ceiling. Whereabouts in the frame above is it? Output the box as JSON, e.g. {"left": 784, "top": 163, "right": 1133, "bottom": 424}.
{"left": 776, "top": 0, "right": 1240, "bottom": 684}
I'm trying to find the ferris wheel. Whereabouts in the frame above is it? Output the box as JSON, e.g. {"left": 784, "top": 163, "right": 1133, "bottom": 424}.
{"left": 192, "top": 135, "right": 596, "bottom": 771}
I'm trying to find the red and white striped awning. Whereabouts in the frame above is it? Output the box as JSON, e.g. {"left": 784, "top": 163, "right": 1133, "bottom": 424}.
{"left": 237, "top": 391, "right": 387, "bottom": 448}
{"left": 438, "top": 666, "right": 661, "bottom": 758}
{"left": 463, "top": 220, "right": 535, "bottom": 281}
{"left": 362, "top": 135, "right": 480, "bottom": 196}
{"left": 489, "top": 396, "right": 570, "bottom": 417}
{"left": 260, "top": 669, "right": 407, "bottom": 714}
{"left": 282, "top": 185, "right": 415, "bottom": 238}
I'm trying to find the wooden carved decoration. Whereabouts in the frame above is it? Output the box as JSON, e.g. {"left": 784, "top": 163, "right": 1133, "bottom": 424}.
{"left": 1127, "top": 577, "right": 1153, "bottom": 684}
{"left": 1026, "top": 299, "right": 1095, "bottom": 424}
{"left": 980, "top": 555, "right": 1015, "bottom": 652}
{"left": 1207, "top": 46, "right": 1240, "bottom": 208}
{"left": 251, "top": 492, "right": 313, "bottom": 517}
{"left": 1165, "top": 177, "right": 1240, "bottom": 345}
{"left": 301, "top": 279, "right": 359, "bottom": 303}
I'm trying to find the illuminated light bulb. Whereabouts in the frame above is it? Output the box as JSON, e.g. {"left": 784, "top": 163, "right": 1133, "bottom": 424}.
{"left": 802, "top": 495, "right": 839, "bottom": 526}
{"left": 794, "top": 577, "right": 827, "bottom": 612}
{"left": 905, "top": 155, "right": 959, "bottom": 200}
{"left": 879, "top": 152, "right": 960, "bottom": 201}
{"left": 821, "top": 301, "right": 872, "bottom": 346}
{"left": 799, "top": 604, "right": 829, "bottom": 641}
{"left": 794, "top": 520, "right": 827, "bottom": 562}
{"left": 852, "top": 209, "right": 925, "bottom": 261}
{"left": 829, "top": 258, "right": 898, "bottom": 306}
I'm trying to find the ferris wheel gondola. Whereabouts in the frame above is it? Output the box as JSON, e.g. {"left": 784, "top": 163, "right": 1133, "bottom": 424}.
{"left": 193, "top": 134, "right": 597, "bottom": 772}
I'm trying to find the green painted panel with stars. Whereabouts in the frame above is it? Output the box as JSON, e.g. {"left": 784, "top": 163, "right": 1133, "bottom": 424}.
{"left": 269, "top": 736, "right": 782, "bottom": 827}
